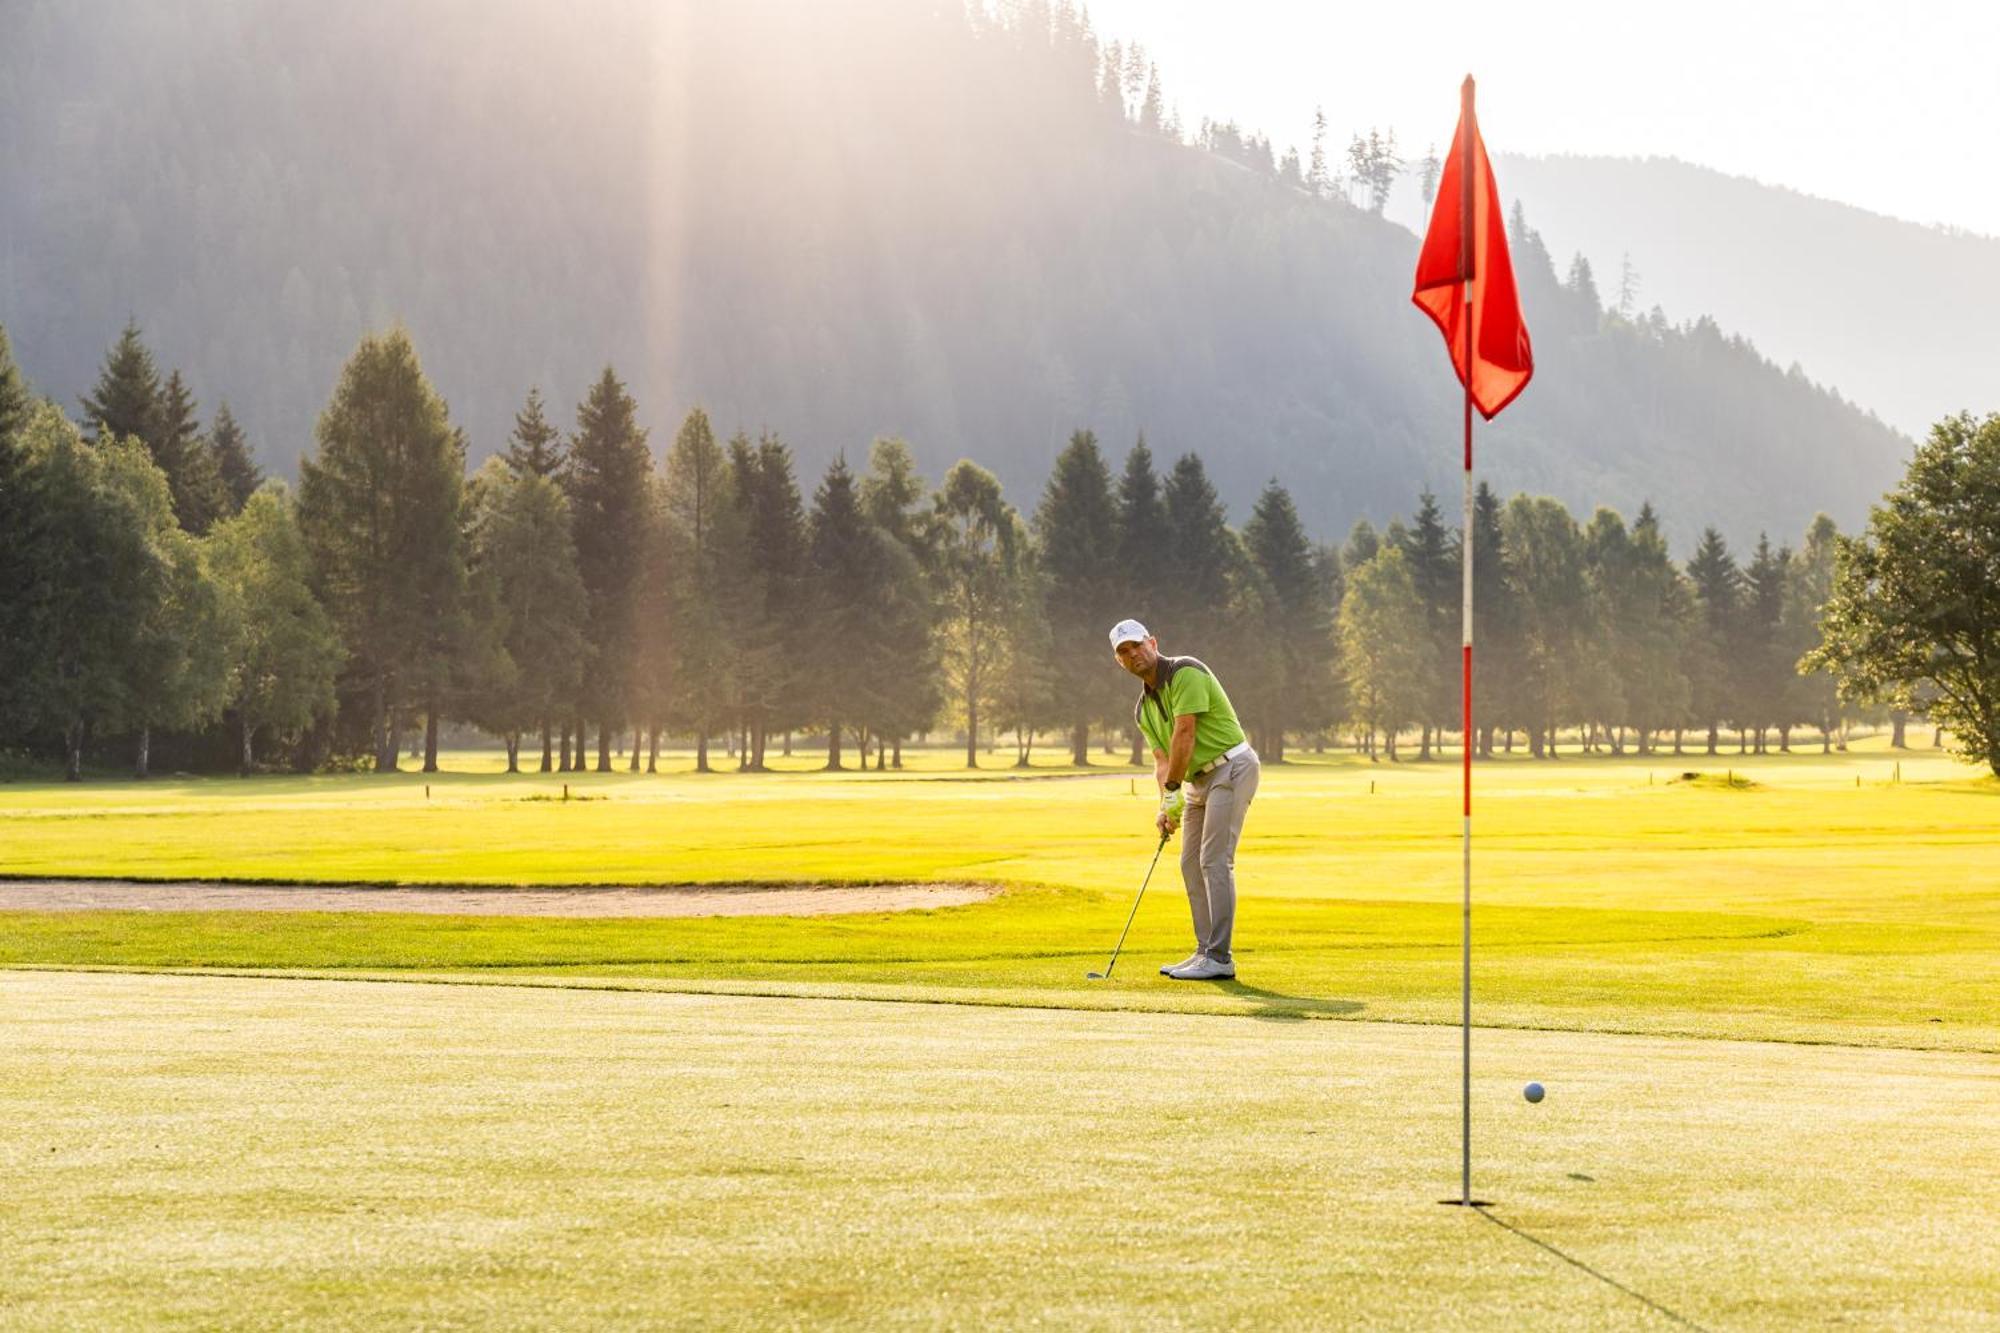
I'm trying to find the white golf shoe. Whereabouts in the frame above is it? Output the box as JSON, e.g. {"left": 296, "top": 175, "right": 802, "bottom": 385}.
{"left": 1167, "top": 955, "right": 1236, "bottom": 981}
{"left": 1159, "top": 953, "right": 1202, "bottom": 976}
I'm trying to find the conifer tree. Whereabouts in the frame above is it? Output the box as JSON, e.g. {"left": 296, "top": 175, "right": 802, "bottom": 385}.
{"left": 564, "top": 367, "right": 652, "bottom": 770}
{"left": 661, "top": 408, "right": 743, "bottom": 772}
{"left": 1160, "top": 452, "right": 1234, "bottom": 638}
{"left": 1788, "top": 514, "right": 1842, "bottom": 751}
{"left": 1399, "top": 491, "right": 1459, "bottom": 756}
{"left": 859, "top": 438, "right": 941, "bottom": 764}
{"left": 1623, "top": 503, "right": 1692, "bottom": 753}
{"left": 12, "top": 406, "right": 179, "bottom": 780}
{"left": 505, "top": 386, "right": 565, "bottom": 478}
{"left": 207, "top": 402, "right": 263, "bottom": 513}
{"left": 298, "top": 329, "right": 468, "bottom": 773}
{"left": 1742, "top": 534, "right": 1793, "bottom": 750}
{"left": 155, "top": 369, "right": 229, "bottom": 533}
{"left": 464, "top": 458, "right": 588, "bottom": 771}
{"left": 1502, "top": 495, "right": 1588, "bottom": 756}
{"left": 1469, "top": 483, "right": 1519, "bottom": 755}
{"left": 0, "top": 326, "right": 30, "bottom": 446}
{"left": 933, "top": 461, "right": 1021, "bottom": 768}
{"left": 1034, "top": 430, "right": 1122, "bottom": 764}
{"left": 805, "top": 456, "right": 883, "bottom": 769}
{"left": 1684, "top": 527, "right": 1744, "bottom": 753}
{"left": 726, "top": 432, "right": 808, "bottom": 769}
{"left": 1113, "top": 436, "right": 1167, "bottom": 762}
{"left": 79, "top": 321, "right": 161, "bottom": 451}
{"left": 1241, "top": 480, "right": 1338, "bottom": 760}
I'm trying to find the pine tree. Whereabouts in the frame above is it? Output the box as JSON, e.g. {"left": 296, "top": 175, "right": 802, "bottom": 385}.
{"left": 298, "top": 329, "right": 468, "bottom": 773}
{"left": 505, "top": 386, "right": 565, "bottom": 478}
{"left": 1399, "top": 490, "right": 1459, "bottom": 757}
{"left": 207, "top": 401, "right": 263, "bottom": 513}
{"left": 155, "top": 369, "right": 229, "bottom": 533}
{"left": 1114, "top": 436, "right": 1167, "bottom": 762}
{"left": 1034, "top": 430, "right": 1122, "bottom": 764}
{"left": 1743, "top": 534, "right": 1793, "bottom": 751}
{"left": 79, "top": 321, "right": 161, "bottom": 451}
{"left": 1242, "top": 480, "right": 1338, "bottom": 760}
{"left": 1623, "top": 503, "right": 1692, "bottom": 752}
{"left": 12, "top": 406, "right": 180, "bottom": 780}
{"left": 1503, "top": 495, "right": 1589, "bottom": 757}
{"left": 1684, "top": 527, "right": 1744, "bottom": 753}
{"left": 1160, "top": 452, "right": 1234, "bottom": 637}
{"left": 0, "top": 329, "right": 36, "bottom": 731}
{"left": 1306, "top": 107, "right": 1330, "bottom": 198}
{"left": 564, "top": 367, "right": 652, "bottom": 770}
{"left": 0, "top": 325, "right": 30, "bottom": 446}
{"left": 805, "top": 456, "right": 884, "bottom": 770}
{"left": 732, "top": 432, "right": 809, "bottom": 769}
{"left": 1418, "top": 145, "right": 1441, "bottom": 208}
{"left": 1788, "top": 514, "right": 1842, "bottom": 751}
{"left": 661, "top": 408, "right": 743, "bottom": 772}
{"left": 859, "top": 438, "right": 941, "bottom": 763}
{"left": 933, "top": 461, "right": 1021, "bottom": 768}
{"left": 1469, "top": 483, "right": 1519, "bottom": 755}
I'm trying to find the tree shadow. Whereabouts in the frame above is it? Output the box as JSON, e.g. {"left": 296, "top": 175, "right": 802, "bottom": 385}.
{"left": 1476, "top": 1206, "right": 1710, "bottom": 1330}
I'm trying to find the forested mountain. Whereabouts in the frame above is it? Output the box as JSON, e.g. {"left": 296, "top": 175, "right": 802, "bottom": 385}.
{"left": 1, "top": 0, "right": 1910, "bottom": 547}
{"left": 1481, "top": 154, "right": 2000, "bottom": 441}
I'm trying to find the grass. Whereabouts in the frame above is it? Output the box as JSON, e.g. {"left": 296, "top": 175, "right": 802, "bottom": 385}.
{"left": 1, "top": 740, "right": 1995, "bottom": 1050}
{"left": 2, "top": 740, "right": 1997, "bottom": 1325}
{"left": 4, "top": 970, "right": 1996, "bottom": 1329}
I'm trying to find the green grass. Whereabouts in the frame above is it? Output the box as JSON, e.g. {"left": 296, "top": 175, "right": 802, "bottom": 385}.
{"left": 3, "top": 742, "right": 1997, "bottom": 1325}
{"left": 2, "top": 741, "right": 1995, "bottom": 1050}
{"left": 4, "top": 970, "right": 1996, "bottom": 1329}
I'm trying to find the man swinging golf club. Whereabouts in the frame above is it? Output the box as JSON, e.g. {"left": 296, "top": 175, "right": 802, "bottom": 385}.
{"left": 1110, "top": 619, "right": 1260, "bottom": 981}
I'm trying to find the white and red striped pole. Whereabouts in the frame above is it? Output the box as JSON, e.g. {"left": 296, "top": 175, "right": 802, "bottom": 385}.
{"left": 1457, "top": 73, "right": 1478, "bottom": 1210}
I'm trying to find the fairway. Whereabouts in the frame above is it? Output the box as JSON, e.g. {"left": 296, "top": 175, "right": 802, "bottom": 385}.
{"left": 3, "top": 745, "right": 1997, "bottom": 1050}
{"left": 4, "top": 745, "right": 1999, "bottom": 1326}
{"left": 4, "top": 970, "right": 1996, "bottom": 1330}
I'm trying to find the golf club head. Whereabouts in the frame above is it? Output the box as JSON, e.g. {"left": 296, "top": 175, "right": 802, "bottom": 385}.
{"left": 1085, "top": 970, "right": 1106, "bottom": 980}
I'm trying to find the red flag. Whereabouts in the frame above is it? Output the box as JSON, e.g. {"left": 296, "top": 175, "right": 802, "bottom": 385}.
{"left": 1412, "top": 79, "right": 1533, "bottom": 420}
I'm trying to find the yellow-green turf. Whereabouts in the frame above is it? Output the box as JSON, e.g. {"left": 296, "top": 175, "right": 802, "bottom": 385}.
{"left": 4, "top": 970, "right": 1996, "bottom": 1330}
{"left": 1, "top": 743, "right": 1994, "bottom": 1050}
{"left": 2, "top": 743, "right": 1997, "bottom": 1325}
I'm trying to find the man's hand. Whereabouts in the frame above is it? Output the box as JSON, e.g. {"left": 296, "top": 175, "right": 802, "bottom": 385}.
{"left": 1156, "top": 785, "right": 1185, "bottom": 838}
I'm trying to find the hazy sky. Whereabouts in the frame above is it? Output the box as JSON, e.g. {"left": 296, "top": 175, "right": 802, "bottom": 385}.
{"left": 1085, "top": 0, "right": 2000, "bottom": 236}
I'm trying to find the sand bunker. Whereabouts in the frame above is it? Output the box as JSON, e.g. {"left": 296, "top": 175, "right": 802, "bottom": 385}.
{"left": 0, "top": 880, "right": 994, "bottom": 918}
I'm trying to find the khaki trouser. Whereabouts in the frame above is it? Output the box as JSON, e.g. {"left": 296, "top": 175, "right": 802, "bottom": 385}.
{"left": 1179, "top": 746, "right": 1260, "bottom": 964}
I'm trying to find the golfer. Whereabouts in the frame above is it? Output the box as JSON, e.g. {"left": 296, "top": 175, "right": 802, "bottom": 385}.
{"left": 1109, "top": 619, "right": 1259, "bottom": 980}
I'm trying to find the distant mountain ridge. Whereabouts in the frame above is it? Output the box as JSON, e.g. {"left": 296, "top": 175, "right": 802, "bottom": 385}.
{"left": 1483, "top": 153, "right": 1999, "bottom": 440}
{"left": 0, "top": 1, "right": 1912, "bottom": 550}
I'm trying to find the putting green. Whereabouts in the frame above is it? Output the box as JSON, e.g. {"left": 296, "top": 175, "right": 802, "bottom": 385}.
{"left": 4, "top": 970, "right": 1994, "bottom": 1329}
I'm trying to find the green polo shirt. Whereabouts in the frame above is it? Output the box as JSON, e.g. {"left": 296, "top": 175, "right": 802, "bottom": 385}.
{"left": 1134, "top": 656, "right": 1247, "bottom": 770}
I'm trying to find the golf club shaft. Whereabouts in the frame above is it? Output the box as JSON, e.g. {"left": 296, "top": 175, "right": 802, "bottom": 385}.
{"left": 1096, "top": 832, "right": 1170, "bottom": 978}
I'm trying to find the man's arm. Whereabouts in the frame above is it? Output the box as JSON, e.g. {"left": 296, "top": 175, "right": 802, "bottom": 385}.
{"left": 1164, "top": 714, "right": 1198, "bottom": 787}
{"left": 1152, "top": 747, "right": 1170, "bottom": 791}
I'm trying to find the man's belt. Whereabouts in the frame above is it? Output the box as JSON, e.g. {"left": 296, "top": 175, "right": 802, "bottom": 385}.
{"left": 1193, "top": 740, "right": 1252, "bottom": 777}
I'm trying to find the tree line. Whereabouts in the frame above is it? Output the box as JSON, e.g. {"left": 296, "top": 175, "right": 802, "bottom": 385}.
{"left": 3, "top": 322, "right": 1995, "bottom": 780}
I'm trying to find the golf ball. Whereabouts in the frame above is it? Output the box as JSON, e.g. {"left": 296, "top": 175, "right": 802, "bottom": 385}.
{"left": 1524, "top": 1082, "right": 1545, "bottom": 1103}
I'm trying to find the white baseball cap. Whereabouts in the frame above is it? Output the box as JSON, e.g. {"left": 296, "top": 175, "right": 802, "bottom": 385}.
{"left": 1108, "top": 618, "right": 1151, "bottom": 650}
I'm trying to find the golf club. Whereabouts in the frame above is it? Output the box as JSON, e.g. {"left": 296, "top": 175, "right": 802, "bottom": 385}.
{"left": 1086, "top": 830, "right": 1171, "bottom": 980}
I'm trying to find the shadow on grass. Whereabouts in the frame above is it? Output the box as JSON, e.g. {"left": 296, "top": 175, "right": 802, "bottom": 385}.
{"left": 1208, "top": 979, "right": 1365, "bottom": 1022}
{"left": 1477, "top": 1206, "right": 1709, "bottom": 1330}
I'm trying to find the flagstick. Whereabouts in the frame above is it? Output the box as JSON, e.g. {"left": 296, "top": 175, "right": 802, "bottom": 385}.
{"left": 1458, "top": 73, "right": 1478, "bottom": 1211}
